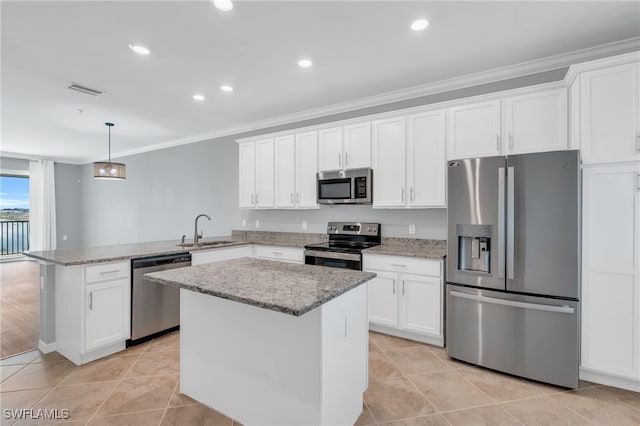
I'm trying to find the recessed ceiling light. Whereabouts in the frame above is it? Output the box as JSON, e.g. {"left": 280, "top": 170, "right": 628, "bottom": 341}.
{"left": 128, "top": 44, "right": 150, "bottom": 55}
{"left": 193, "top": 94, "right": 205, "bottom": 101}
{"left": 211, "top": 0, "right": 233, "bottom": 11}
{"left": 298, "top": 59, "right": 313, "bottom": 68}
{"left": 220, "top": 85, "right": 234, "bottom": 92}
{"left": 411, "top": 19, "right": 429, "bottom": 32}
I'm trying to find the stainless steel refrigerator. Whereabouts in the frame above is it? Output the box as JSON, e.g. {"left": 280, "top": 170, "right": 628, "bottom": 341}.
{"left": 446, "top": 150, "right": 580, "bottom": 389}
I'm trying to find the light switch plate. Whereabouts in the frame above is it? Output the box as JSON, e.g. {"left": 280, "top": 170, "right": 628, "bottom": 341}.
{"left": 409, "top": 224, "right": 416, "bottom": 235}
{"left": 62, "top": 235, "right": 68, "bottom": 241}
{"left": 242, "top": 219, "right": 247, "bottom": 227}
{"left": 255, "top": 220, "right": 260, "bottom": 228}
{"left": 302, "top": 221, "right": 308, "bottom": 230}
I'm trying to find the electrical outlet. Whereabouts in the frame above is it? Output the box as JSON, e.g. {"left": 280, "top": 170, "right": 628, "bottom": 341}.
{"left": 62, "top": 235, "right": 68, "bottom": 241}
{"left": 242, "top": 219, "right": 247, "bottom": 227}
{"left": 255, "top": 220, "right": 260, "bottom": 228}
{"left": 409, "top": 224, "right": 416, "bottom": 235}
{"left": 302, "top": 221, "right": 308, "bottom": 230}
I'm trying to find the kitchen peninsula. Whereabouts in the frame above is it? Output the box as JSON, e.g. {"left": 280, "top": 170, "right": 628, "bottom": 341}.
{"left": 145, "top": 257, "right": 376, "bottom": 426}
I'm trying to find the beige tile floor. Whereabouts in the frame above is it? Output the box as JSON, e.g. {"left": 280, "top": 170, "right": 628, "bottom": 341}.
{"left": 0, "top": 330, "right": 638, "bottom": 425}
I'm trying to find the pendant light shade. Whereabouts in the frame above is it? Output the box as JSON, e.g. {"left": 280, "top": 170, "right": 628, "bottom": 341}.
{"left": 93, "top": 122, "right": 126, "bottom": 180}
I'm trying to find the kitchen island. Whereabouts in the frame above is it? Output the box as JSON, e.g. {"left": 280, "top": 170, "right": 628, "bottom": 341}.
{"left": 145, "top": 257, "right": 376, "bottom": 426}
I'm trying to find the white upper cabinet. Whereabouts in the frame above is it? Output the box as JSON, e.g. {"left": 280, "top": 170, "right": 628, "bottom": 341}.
{"left": 407, "top": 110, "right": 446, "bottom": 207}
{"left": 318, "top": 127, "right": 343, "bottom": 171}
{"left": 295, "top": 131, "right": 319, "bottom": 208}
{"left": 318, "top": 124, "right": 372, "bottom": 171}
{"left": 343, "top": 123, "right": 372, "bottom": 169}
{"left": 274, "top": 135, "right": 296, "bottom": 208}
{"left": 447, "top": 100, "right": 501, "bottom": 159}
{"left": 580, "top": 62, "right": 640, "bottom": 165}
{"left": 372, "top": 117, "right": 406, "bottom": 207}
{"left": 238, "top": 142, "right": 256, "bottom": 208}
{"left": 503, "top": 88, "right": 567, "bottom": 155}
{"left": 254, "top": 139, "right": 275, "bottom": 208}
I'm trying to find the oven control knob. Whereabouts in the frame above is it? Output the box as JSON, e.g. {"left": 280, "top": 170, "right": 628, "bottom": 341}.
{"left": 367, "top": 227, "right": 372, "bottom": 232}
{"left": 373, "top": 227, "right": 377, "bottom": 232}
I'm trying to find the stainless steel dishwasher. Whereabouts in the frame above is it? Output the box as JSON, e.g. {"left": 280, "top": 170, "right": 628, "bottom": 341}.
{"left": 130, "top": 253, "right": 191, "bottom": 345}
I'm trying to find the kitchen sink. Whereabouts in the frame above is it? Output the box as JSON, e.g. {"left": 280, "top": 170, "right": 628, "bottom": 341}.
{"left": 178, "top": 240, "right": 234, "bottom": 248}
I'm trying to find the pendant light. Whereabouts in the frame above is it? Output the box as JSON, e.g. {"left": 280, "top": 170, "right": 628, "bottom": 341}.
{"left": 93, "top": 122, "right": 126, "bottom": 180}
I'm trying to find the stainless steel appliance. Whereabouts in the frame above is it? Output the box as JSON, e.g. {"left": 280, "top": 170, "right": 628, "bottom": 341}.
{"left": 446, "top": 151, "right": 580, "bottom": 389}
{"left": 130, "top": 253, "right": 191, "bottom": 344}
{"left": 317, "top": 168, "right": 372, "bottom": 204}
{"left": 305, "top": 222, "right": 381, "bottom": 270}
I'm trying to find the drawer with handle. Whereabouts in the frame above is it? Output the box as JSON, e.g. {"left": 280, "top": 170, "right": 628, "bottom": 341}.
{"left": 85, "top": 261, "right": 130, "bottom": 283}
{"left": 363, "top": 254, "right": 441, "bottom": 277}
{"left": 254, "top": 245, "right": 304, "bottom": 264}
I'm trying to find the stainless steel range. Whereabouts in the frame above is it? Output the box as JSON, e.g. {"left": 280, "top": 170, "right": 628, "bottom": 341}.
{"left": 304, "top": 222, "right": 381, "bottom": 270}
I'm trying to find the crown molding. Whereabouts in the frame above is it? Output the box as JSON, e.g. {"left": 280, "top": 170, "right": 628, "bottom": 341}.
{"left": 70, "top": 36, "right": 638, "bottom": 163}
{"left": 0, "top": 151, "right": 82, "bottom": 165}
{"left": 564, "top": 49, "right": 640, "bottom": 85}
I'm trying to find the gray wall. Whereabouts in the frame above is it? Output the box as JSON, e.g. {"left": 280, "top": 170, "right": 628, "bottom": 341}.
{"left": 0, "top": 157, "right": 29, "bottom": 173}
{"left": 68, "top": 68, "right": 567, "bottom": 246}
{"left": 79, "top": 138, "right": 238, "bottom": 247}
{"left": 54, "top": 163, "right": 83, "bottom": 249}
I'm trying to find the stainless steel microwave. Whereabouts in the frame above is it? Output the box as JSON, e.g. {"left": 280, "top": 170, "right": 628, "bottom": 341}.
{"left": 317, "top": 168, "right": 372, "bottom": 204}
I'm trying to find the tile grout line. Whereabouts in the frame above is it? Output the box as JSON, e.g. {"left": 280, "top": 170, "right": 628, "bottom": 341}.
{"left": 549, "top": 386, "right": 616, "bottom": 425}
{"left": 376, "top": 341, "right": 445, "bottom": 424}
{"left": 83, "top": 345, "right": 148, "bottom": 424}
{"left": 596, "top": 385, "right": 640, "bottom": 413}
{"left": 157, "top": 374, "right": 181, "bottom": 426}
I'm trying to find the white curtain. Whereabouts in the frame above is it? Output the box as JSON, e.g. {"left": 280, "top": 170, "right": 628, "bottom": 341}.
{"left": 29, "top": 160, "right": 57, "bottom": 251}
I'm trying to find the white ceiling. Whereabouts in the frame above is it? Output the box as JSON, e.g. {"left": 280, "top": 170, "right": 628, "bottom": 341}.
{"left": 1, "top": 1, "right": 639, "bottom": 164}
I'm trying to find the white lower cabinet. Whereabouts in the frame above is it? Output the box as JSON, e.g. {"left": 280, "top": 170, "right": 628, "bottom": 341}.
{"left": 85, "top": 278, "right": 129, "bottom": 352}
{"left": 364, "top": 254, "right": 443, "bottom": 346}
{"left": 581, "top": 164, "right": 640, "bottom": 391}
{"left": 191, "top": 245, "right": 253, "bottom": 265}
{"left": 254, "top": 245, "right": 304, "bottom": 264}
{"left": 55, "top": 260, "right": 131, "bottom": 365}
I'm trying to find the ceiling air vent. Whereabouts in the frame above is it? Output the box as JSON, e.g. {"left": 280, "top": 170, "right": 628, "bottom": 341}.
{"left": 67, "top": 83, "right": 104, "bottom": 96}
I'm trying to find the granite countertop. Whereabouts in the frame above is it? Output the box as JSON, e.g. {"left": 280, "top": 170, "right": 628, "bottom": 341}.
{"left": 364, "top": 237, "right": 447, "bottom": 259}
{"left": 144, "top": 257, "right": 376, "bottom": 316}
{"left": 25, "top": 231, "right": 327, "bottom": 266}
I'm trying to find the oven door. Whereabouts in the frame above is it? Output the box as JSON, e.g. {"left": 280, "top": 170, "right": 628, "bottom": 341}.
{"left": 304, "top": 250, "right": 362, "bottom": 270}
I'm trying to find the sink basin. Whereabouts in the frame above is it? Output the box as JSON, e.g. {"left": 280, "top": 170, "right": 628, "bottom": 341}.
{"left": 178, "top": 240, "right": 234, "bottom": 248}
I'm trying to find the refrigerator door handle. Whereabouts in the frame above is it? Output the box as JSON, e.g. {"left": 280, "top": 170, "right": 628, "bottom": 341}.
{"left": 507, "top": 166, "right": 515, "bottom": 280}
{"left": 450, "top": 291, "right": 575, "bottom": 314}
{"left": 498, "top": 167, "right": 506, "bottom": 279}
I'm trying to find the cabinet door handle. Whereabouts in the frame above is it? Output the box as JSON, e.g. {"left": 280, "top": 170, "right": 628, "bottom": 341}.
{"left": 272, "top": 251, "right": 283, "bottom": 256}
{"left": 509, "top": 132, "right": 513, "bottom": 151}
{"left": 401, "top": 188, "right": 405, "bottom": 202}
{"left": 255, "top": 194, "right": 258, "bottom": 205}
{"left": 637, "top": 174, "right": 640, "bottom": 191}
{"left": 391, "top": 263, "right": 407, "bottom": 268}
{"left": 496, "top": 134, "right": 501, "bottom": 151}
{"left": 402, "top": 280, "right": 405, "bottom": 295}
{"left": 410, "top": 187, "right": 414, "bottom": 202}
{"left": 89, "top": 291, "right": 93, "bottom": 311}
{"left": 291, "top": 192, "right": 294, "bottom": 204}
{"left": 345, "top": 152, "right": 349, "bottom": 165}
{"left": 338, "top": 153, "right": 342, "bottom": 167}
{"left": 99, "top": 270, "right": 120, "bottom": 275}
{"left": 296, "top": 192, "right": 300, "bottom": 203}
{"left": 392, "top": 281, "right": 396, "bottom": 294}
{"left": 636, "top": 133, "right": 640, "bottom": 153}
{"left": 250, "top": 194, "right": 254, "bottom": 206}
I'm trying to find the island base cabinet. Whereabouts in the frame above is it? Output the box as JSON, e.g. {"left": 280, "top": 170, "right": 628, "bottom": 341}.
{"left": 180, "top": 284, "right": 368, "bottom": 426}
{"left": 84, "top": 279, "right": 129, "bottom": 352}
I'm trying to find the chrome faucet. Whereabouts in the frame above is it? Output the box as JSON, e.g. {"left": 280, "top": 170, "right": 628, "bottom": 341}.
{"left": 194, "top": 213, "right": 212, "bottom": 244}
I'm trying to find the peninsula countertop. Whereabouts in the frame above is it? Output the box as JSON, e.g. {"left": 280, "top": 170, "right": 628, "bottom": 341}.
{"left": 144, "top": 257, "right": 376, "bottom": 316}
{"left": 24, "top": 231, "right": 327, "bottom": 266}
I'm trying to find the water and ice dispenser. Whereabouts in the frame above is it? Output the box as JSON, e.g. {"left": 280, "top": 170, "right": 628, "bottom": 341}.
{"left": 457, "top": 224, "right": 492, "bottom": 274}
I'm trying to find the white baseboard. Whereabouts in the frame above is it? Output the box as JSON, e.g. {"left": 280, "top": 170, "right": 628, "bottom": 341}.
{"left": 580, "top": 367, "right": 640, "bottom": 392}
{"left": 38, "top": 340, "right": 57, "bottom": 353}
{"left": 369, "top": 324, "right": 444, "bottom": 347}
